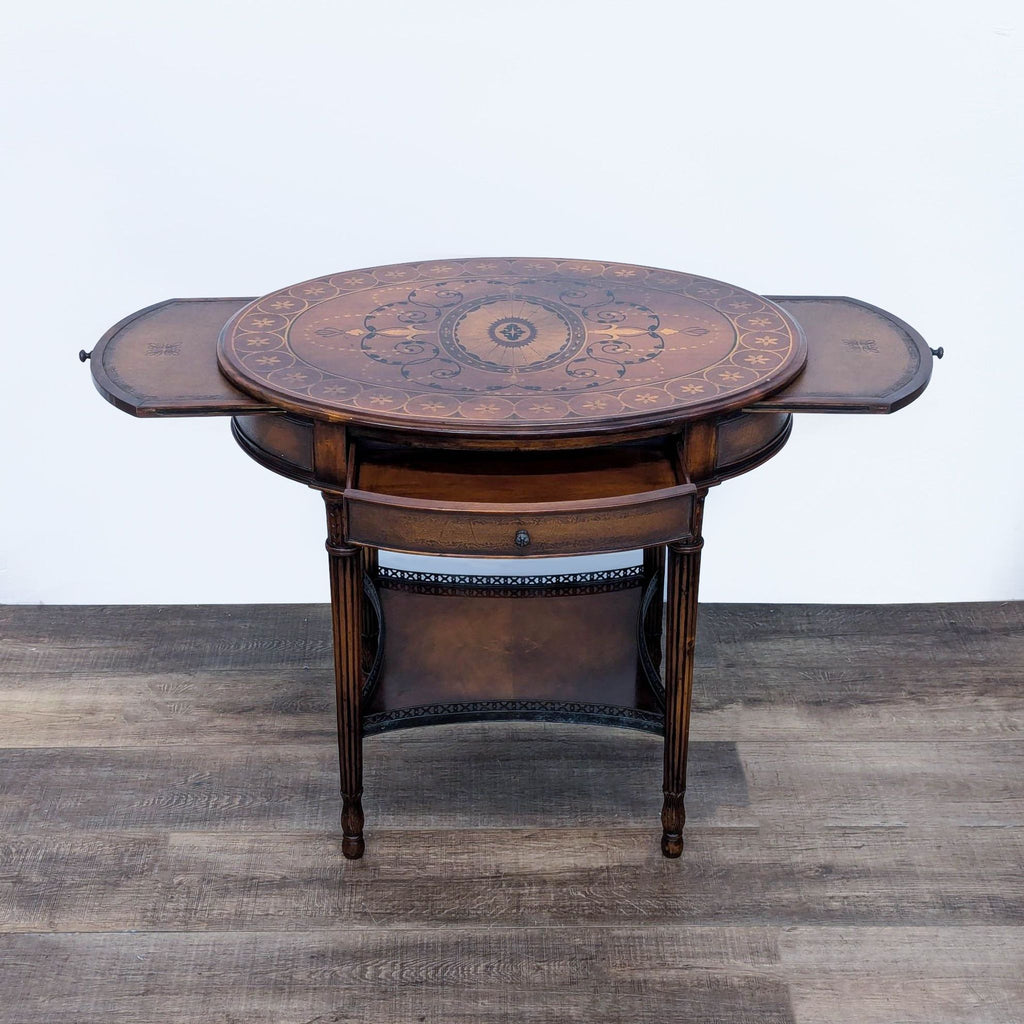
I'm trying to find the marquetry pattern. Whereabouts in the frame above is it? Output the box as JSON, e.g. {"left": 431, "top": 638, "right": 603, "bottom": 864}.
{"left": 219, "top": 258, "right": 805, "bottom": 430}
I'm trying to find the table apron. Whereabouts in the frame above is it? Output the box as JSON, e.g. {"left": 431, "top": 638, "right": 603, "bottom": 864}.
{"left": 344, "top": 486, "right": 698, "bottom": 557}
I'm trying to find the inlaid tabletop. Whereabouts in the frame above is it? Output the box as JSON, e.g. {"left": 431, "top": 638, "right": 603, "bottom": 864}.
{"left": 217, "top": 258, "right": 807, "bottom": 434}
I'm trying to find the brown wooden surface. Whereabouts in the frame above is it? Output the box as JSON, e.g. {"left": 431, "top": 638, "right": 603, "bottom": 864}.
{"left": 355, "top": 440, "right": 680, "bottom": 499}
{"left": 232, "top": 412, "right": 314, "bottom": 481}
{"left": 217, "top": 259, "right": 808, "bottom": 436}
{"left": 345, "top": 441, "right": 697, "bottom": 556}
{"left": 88, "top": 293, "right": 933, "bottom": 423}
{"left": 323, "top": 497, "right": 365, "bottom": 858}
{"left": 225, "top": 407, "right": 787, "bottom": 643}
{"left": 1, "top": 601, "right": 1021, "bottom": 1022}
{"left": 86, "top": 276, "right": 936, "bottom": 871}
{"left": 661, "top": 527, "right": 704, "bottom": 856}
{"left": 368, "top": 575, "right": 646, "bottom": 709}
{"left": 89, "top": 298, "right": 268, "bottom": 417}
{"left": 345, "top": 485, "right": 696, "bottom": 557}
{"left": 752, "top": 296, "right": 933, "bottom": 413}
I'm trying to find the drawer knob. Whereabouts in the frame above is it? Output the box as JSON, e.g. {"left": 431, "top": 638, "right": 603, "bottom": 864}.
{"left": 514, "top": 529, "right": 531, "bottom": 549}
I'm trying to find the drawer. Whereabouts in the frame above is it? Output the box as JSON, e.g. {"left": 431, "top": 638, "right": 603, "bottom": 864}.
{"left": 345, "top": 485, "right": 697, "bottom": 557}
{"left": 344, "top": 440, "right": 697, "bottom": 557}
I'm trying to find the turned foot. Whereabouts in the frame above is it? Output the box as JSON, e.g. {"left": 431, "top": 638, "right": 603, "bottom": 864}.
{"left": 342, "top": 834, "right": 365, "bottom": 859}
{"left": 660, "top": 832, "right": 684, "bottom": 857}
{"left": 660, "top": 791, "right": 685, "bottom": 858}
{"left": 342, "top": 795, "right": 364, "bottom": 860}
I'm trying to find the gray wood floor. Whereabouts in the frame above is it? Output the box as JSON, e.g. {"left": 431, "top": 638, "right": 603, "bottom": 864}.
{"left": 1, "top": 602, "right": 1022, "bottom": 1023}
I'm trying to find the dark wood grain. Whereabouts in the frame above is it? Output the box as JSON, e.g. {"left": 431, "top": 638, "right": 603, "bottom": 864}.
{"left": 324, "top": 496, "right": 364, "bottom": 858}
{"left": 0, "top": 604, "right": 332, "bottom": 676}
{"left": 369, "top": 578, "right": 644, "bottom": 708}
{"left": 1, "top": 602, "right": 1021, "bottom": 1023}
{"left": 0, "top": 736, "right": 748, "bottom": 833}
{"left": 345, "top": 440, "right": 697, "bottom": 556}
{"left": 345, "top": 483, "right": 698, "bottom": 557}
{"left": 0, "top": 928, "right": 794, "bottom": 1024}
{"left": 3, "top": 734, "right": 1019, "bottom": 832}
{"left": 355, "top": 440, "right": 681, "bottom": 499}
{"left": 2, "top": 826, "right": 1022, "bottom": 932}
{"left": 2, "top": 925, "right": 1018, "bottom": 1024}
{"left": 2, "top": 603, "right": 1021, "bottom": 741}
{"left": 660, "top": 507, "right": 705, "bottom": 855}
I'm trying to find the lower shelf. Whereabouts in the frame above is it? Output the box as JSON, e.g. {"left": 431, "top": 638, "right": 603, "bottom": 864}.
{"left": 361, "top": 564, "right": 666, "bottom": 735}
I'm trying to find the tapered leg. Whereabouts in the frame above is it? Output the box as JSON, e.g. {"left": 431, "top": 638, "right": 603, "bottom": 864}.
{"left": 661, "top": 525, "right": 704, "bottom": 857}
{"left": 324, "top": 495, "right": 365, "bottom": 859}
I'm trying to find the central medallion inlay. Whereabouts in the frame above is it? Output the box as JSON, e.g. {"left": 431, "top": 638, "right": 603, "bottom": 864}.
{"left": 222, "top": 258, "right": 807, "bottom": 430}
{"left": 491, "top": 319, "right": 533, "bottom": 346}
{"left": 439, "top": 294, "right": 586, "bottom": 374}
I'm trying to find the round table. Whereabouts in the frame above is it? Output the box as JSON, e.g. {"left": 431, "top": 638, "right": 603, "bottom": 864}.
{"left": 86, "top": 257, "right": 937, "bottom": 860}
{"left": 217, "top": 257, "right": 807, "bottom": 435}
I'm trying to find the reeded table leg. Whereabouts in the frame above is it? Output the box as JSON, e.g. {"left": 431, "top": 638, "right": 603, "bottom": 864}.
{"left": 324, "top": 495, "right": 365, "bottom": 859}
{"left": 661, "top": 521, "right": 704, "bottom": 857}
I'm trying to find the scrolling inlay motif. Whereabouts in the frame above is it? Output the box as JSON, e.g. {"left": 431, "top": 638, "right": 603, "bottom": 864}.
{"left": 220, "top": 258, "right": 804, "bottom": 428}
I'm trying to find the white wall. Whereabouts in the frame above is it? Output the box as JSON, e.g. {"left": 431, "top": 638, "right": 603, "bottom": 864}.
{"left": 1, "top": 0, "right": 1021, "bottom": 604}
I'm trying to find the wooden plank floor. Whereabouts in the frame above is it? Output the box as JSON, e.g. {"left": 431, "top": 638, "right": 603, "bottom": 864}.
{"left": 1, "top": 602, "right": 1022, "bottom": 1023}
